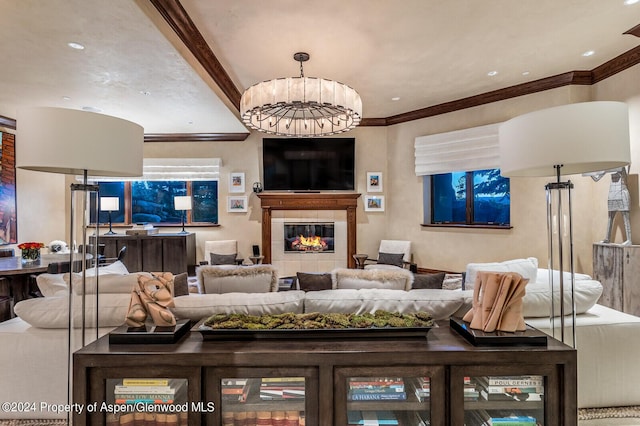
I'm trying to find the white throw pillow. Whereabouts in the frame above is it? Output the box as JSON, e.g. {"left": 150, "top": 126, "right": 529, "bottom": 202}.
{"left": 172, "top": 291, "right": 305, "bottom": 321}
{"left": 85, "top": 260, "right": 129, "bottom": 276}
{"left": 303, "top": 288, "right": 464, "bottom": 321}
{"left": 36, "top": 273, "right": 68, "bottom": 297}
{"left": 65, "top": 272, "right": 150, "bottom": 295}
{"left": 14, "top": 293, "right": 131, "bottom": 328}
{"left": 534, "top": 268, "right": 592, "bottom": 284}
{"left": 465, "top": 257, "right": 538, "bottom": 290}
{"left": 522, "top": 280, "right": 603, "bottom": 317}
{"left": 455, "top": 279, "right": 604, "bottom": 319}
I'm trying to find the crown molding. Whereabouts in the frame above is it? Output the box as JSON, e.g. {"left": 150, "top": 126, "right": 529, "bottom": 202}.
{"left": 144, "top": 133, "right": 249, "bottom": 142}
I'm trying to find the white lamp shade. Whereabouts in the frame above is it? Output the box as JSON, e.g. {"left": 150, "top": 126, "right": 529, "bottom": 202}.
{"left": 16, "top": 107, "right": 143, "bottom": 177}
{"left": 100, "top": 197, "right": 119, "bottom": 212}
{"left": 499, "top": 101, "right": 630, "bottom": 177}
{"left": 174, "top": 196, "right": 192, "bottom": 211}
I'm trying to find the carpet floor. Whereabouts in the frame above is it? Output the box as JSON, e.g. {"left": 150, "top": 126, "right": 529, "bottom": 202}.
{"left": 0, "top": 406, "right": 639, "bottom": 425}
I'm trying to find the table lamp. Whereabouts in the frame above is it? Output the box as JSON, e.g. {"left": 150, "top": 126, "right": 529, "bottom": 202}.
{"left": 174, "top": 195, "right": 192, "bottom": 234}
{"left": 16, "top": 107, "right": 143, "bottom": 421}
{"left": 499, "top": 101, "right": 630, "bottom": 347}
{"left": 100, "top": 197, "right": 120, "bottom": 235}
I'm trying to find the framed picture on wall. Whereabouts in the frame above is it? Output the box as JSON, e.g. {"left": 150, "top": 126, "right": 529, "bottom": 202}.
{"left": 229, "top": 172, "right": 245, "bottom": 193}
{"left": 364, "top": 195, "right": 385, "bottom": 212}
{"left": 366, "top": 172, "right": 383, "bottom": 192}
{"left": 227, "top": 196, "right": 248, "bottom": 212}
{"left": 0, "top": 132, "right": 17, "bottom": 245}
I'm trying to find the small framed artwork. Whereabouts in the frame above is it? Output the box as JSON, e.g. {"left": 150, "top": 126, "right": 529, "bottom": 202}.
{"left": 229, "top": 172, "right": 245, "bottom": 193}
{"left": 364, "top": 195, "right": 385, "bottom": 212}
{"left": 366, "top": 172, "right": 383, "bottom": 192}
{"left": 227, "top": 196, "right": 248, "bottom": 213}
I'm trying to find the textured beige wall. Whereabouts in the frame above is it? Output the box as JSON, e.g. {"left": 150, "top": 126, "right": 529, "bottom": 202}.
{"left": 9, "top": 66, "right": 640, "bottom": 274}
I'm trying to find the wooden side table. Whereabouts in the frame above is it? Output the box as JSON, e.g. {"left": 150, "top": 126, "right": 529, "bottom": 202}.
{"left": 249, "top": 255, "right": 264, "bottom": 264}
{"left": 352, "top": 253, "right": 368, "bottom": 269}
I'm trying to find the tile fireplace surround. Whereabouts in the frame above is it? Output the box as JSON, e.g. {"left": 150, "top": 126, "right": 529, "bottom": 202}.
{"left": 257, "top": 192, "right": 360, "bottom": 275}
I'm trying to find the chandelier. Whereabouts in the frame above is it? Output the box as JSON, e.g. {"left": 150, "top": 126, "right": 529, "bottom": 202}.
{"left": 240, "top": 52, "right": 362, "bottom": 137}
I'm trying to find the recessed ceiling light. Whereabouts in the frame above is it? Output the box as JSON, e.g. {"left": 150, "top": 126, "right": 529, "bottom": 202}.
{"left": 582, "top": 50, "right": 595, "bottom": 57}
{"left": 67, "top": 42, "right": 85, "bottom": 50}
{"left": 62, "top": 96, "right": 71, "bottom": 101}
{"left": 391, "top": 97, "right": 400, "bottom": 101}
{"left": 625, "top": 0, "right": 639, "bottom": 5}
{"left": 522, "top": 71, "right": 530, "bottom": 76}
{"left": 188, "top": 121, "right": 194, "bottom": 125}
{"left": 487, "top": 71, "right": 498, "bottom": 76}
{"left": 139, "top": 90, "right": 151, "bottom": 96}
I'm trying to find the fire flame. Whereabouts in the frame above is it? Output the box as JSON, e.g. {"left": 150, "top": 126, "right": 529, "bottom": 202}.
{"left": 292, "top": 235, "right": 328, "bottom": 251}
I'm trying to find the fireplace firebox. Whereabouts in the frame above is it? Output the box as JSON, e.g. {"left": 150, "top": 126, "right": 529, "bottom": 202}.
{"left": 284, "top": 222, "right": 334, "bottom": 253}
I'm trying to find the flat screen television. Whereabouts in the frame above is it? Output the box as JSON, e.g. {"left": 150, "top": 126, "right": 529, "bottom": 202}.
{"left": 262, "top": 138, "right": 355, "bottom": 191}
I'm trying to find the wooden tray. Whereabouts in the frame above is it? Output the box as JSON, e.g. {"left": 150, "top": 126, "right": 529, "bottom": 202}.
{"left": 192, "top": 318, "right": 432, "bottom": 341}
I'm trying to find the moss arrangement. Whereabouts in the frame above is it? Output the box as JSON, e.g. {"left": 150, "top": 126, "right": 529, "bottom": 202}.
{"left": 203, "top": 310, "right": 433, "bottom": 330}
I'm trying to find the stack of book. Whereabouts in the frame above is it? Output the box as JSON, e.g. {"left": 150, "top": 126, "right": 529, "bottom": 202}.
{"left": 348, "top": 377, "right": 406, "bottom": 401}
{"left": 221, "top": 378, "right": 250, "bottom": 403}
{"left": 464, "top": 409, "right": 538, "bottom": 425}
{"left": 347, "top": 410, "right": 399, "bottom": 425}
{"left": 413, "top": 377, "right": 430, "bottom": 402}
{"left": 113, "top": 378, "right": 185, "bottom": 405}
{"left": 464, "top": 376, "right": 479, "bottom": 401}
{"left": 477, "top": 376, "right": 544, "bottom": 402}
{"left": 259, "top": 377, "right": 305, "bottom": 400}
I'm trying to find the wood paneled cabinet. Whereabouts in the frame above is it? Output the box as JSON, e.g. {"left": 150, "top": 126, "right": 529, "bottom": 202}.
{"left": 593, "top": 242, "right": 640, "bottom": 316}
{"left": 73, "top": 322, "right": 577, "bottom": 425}
{"left": 90, "top": 233, "right": 195, "bottom": 274}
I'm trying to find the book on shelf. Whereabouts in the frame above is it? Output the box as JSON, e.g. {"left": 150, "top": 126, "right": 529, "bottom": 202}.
{"left": 261, "top": 376, "right": 305, "bottom": 383}
{"left": 479, "top": 388, "right": 543, "bottom": 402}
{"left": 347, "top": 410, "right": 399, "bottom": 425}
{"left": 490, "top": 415, "right": 537, "bottom": 425}
{"left": 349, "top": 377, "right": 404, "bottom": 389}
{"left": 348, "top": 391, "right": 407, "bottom": 401}
{"left": 222, "top": 378, "right": 250, "bottom": 403}
{"left": 478, "top": 376, "right": 544, "bottom": 387}
{"left": 121, "top": 378, "right": 170, "bottom": 386}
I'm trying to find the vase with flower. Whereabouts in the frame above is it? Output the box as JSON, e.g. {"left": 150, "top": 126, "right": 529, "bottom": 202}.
{"left": 18, "top": 242, "right": 44, "bottom": 265}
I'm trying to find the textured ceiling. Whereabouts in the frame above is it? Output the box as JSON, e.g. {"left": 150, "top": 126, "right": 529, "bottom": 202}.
{"left": 0, "top": 0, "right": 639, "bottom": 134}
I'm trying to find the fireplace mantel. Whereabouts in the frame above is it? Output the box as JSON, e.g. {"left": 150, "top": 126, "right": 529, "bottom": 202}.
{"left": 257, "top": 192, "right": 361, "bottom": 268}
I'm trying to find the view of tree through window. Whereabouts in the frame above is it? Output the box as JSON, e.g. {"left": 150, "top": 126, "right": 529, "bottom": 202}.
{"left": 430, "top": 168, "right": 510, "bottom": 226}
{"left": 90, "top": 180, "right": 218, "bottom": 225}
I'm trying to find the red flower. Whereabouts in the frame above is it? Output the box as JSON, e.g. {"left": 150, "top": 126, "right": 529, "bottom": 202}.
{"left": 18, "top": 242, "right": 45, "bottom": 250}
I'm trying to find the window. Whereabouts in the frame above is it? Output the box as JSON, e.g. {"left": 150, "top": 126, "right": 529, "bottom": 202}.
{"left": 90, "top": 180, "right": 218, "bottom": 226}
{"left": 426, "top": 168, "right": 510, "bottom": 226}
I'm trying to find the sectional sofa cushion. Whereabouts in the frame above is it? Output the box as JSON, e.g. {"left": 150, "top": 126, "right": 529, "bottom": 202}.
{"left": 303, "top": 289, "right": 464, "bottom": 321}
{"left": 198, "top": 264, "right": 278, "bottom": 294}
{"left": 465, "top": 257, "right": 538, "bottom": 290}
{"left": 14, "top": 293, "right": 130, "bottom": 328}
{"left": 332, "top": 267, "right": 414, "bottom": 291}
{"left": 171, "top": 291, "right": 305, "bottom": 321}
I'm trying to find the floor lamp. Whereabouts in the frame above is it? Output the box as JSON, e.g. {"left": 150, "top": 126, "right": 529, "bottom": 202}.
{"left": 100, "top": 196, "right": 120, "bottom": 235}
{"left": 16, "top": 107, "right": 143, "bottom": 423}
{"left": 499, "top": 101, "right": 631, "bottom": 347}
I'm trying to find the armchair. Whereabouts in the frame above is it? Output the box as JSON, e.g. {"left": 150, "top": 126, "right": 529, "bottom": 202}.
{"left": 203, "top": 240, "right": 243, "bottom": 266}
{"left": 364, "top": 240, "right": 416, "bottom": 272}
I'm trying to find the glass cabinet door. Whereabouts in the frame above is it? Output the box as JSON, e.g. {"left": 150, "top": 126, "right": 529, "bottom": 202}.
{"left": 335, "top": 366, "right": 445, "bottom": 426}
{"left": 104, "top": 377, "right": 190, "bottom": 426}
{"left": 452, "top": 366, "right": 558, "bottom": 426}
{"left": 207, "top": 367, "right": 318, "bottom": 426}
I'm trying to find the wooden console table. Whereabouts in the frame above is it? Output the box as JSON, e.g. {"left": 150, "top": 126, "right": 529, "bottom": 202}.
{"left": 73, "top": 322, "right": 577, "bottom": 425}
{"left": 90, "top": 233, "right": 195, "bottom": 274}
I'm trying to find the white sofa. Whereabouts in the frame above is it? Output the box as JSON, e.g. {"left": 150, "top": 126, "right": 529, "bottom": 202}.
{"left": 1, "top": 260, "right": 639, "bottom": 419}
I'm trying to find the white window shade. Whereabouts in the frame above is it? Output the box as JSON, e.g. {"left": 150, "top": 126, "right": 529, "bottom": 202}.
{"left": 87, "top": 158, "right": 222, "bottom": 181}
{"left": 414, "top": 123, "right": 501, "bottom": 176}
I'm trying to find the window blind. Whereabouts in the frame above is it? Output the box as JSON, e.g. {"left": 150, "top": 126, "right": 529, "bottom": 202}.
{"left": 87, "top": 158, "right": 222, "bottom": 181}
{"left": 414, "top": 123, "right": 501, "bottom": 176}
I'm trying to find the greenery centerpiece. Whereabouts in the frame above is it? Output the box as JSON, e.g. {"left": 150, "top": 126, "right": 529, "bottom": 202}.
{"left": 203, "top": 310, "right": 433, "bottom": 330}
